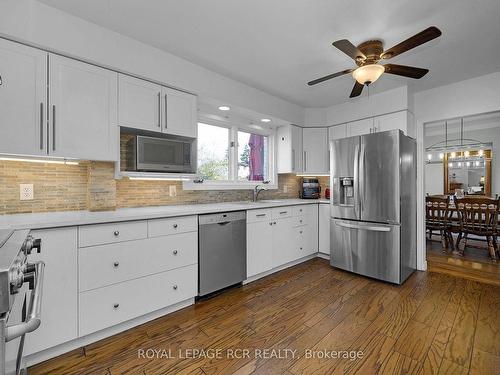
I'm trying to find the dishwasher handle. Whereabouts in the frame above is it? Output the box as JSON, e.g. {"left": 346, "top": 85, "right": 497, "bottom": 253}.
{"left": 216, "top": 221, "right": 232, "bottom": 226}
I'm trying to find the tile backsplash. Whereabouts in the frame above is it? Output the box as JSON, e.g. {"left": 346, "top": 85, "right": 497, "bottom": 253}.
{"left": 0, "top": 160, "right": 329, "bottom": 215}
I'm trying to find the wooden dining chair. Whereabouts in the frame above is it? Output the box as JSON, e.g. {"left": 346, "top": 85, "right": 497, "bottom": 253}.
{"left": 425, "top": 196, "right": 453, "bottom": 252}
{"left": 456, "top": 197, "right": 499, "bottom": 261}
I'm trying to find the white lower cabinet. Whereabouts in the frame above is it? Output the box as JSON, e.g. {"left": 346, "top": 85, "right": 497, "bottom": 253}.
{"left": 246, "top": 219, "right": 273, "bottom": 278}
{"left": 319, "top": 203, "right": 331, "bottom": 255}
{"left": 79, "top": 264, "right": 197, "bottom": 336}
{"left": 25, "top": 228, "right": 78, "bottom": 356}
{"left": 247, "top": 204, "right": 319, "bottom": 277}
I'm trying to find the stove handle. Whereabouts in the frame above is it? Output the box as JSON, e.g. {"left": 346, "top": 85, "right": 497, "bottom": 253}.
{"left": 5, "top": 261, "right": 45, "bottom": 342}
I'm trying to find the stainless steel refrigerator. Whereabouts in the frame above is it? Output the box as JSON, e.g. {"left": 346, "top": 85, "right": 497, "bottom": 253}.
{"left": 329, "top": 129, "right": 416, "bottom": 284}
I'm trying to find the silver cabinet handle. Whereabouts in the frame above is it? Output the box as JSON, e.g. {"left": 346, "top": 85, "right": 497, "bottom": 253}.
{"left": 157, "top": 92, "right": 161, "bottom": 128}
{"left": 300, "top": 247, "right": 303, "bottom": 250}
{"left": 164, "top": 94, "right": 168, "bottom": 129}
{"left": 173, "top": 224, "right": 178, "bottom": 229}
{"left": 6, "top": 261, "right": 45, "bottom": 341}
{"left": 273, "top": 221, "right": 277, "bottom": 225}
{"left": 335, "top": 221, "right": 391, "bottom": 232}
{"left": 173, "top": 285, "right": 178, "bottom": 290}
{"left": 113, "top": 303, "right": 120, "bottom": 309}
{"left": 256, "top": 213, "right": 266, "bottom": 217}
{"left": 279, "top": 211, "right": 288, "bottom": 215}
{"left": 173, "top": 250, "right": 178, "bottom": 255}
{"left": 113, "top": 261, "right": 119, "bottom": 268}
{"left": 269, "top": 222, "right": 273, "bottom": 226}
{"left": 292, "top": 149, "right": 295, "bottom": 171}
{"left": 52, "top": 105, "right": 56, "bottom": 151}
{"left": 39, "top": 103, "right": 44, "bottom": 150}
{"left": 299, "top": 219, "right": 303, "bottom": 223}
{"left": 303, "top": 151, "right": 307, "bottom": 171}
{"left": 113, "top": 230, "right": 120, "bottom": 236}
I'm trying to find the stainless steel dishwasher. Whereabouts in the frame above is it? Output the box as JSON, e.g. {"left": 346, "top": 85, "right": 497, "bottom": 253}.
{"left": 198, "top": 211, "right": 246, "bottom": 297}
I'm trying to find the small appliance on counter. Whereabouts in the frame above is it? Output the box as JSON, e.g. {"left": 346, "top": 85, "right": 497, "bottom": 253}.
{"left": 325, "top": 187, "right": 331, "bottom": 200}
{"left": 299, "top": 178, "right": 321, "bottom": 199}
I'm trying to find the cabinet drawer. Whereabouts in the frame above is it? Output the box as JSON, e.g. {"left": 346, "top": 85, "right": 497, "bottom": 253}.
{"left": 247, "top": 209, "right": 272, "bottom": 223}
{"left": 292, "top": 215, "right": 308, "bottom": 227}
{"left": 272, "top": 206, "right": 292, "bottom": 219}
{"left": 148, "top": 215, "right": 197, "bottom": 237}
{"left": 293, "top": 204, "right": 317, "bottom": 217}
{"left": 78, "top": 221, "right": 147, "bottom": 247}
{"left": 79, "top": 232, "right": 197, "bottom": 291}
{"left": 79, "top": 264, "right": 197, "bottom": 336}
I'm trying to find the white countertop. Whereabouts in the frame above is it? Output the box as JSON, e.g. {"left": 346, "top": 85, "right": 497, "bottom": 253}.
{"left": 0, "top": 199, "right": 324, "bottom": 231}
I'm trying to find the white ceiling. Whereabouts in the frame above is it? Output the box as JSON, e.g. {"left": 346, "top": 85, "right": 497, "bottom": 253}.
{"left": 37, "top": 0, "right": 500, "bottom": 108}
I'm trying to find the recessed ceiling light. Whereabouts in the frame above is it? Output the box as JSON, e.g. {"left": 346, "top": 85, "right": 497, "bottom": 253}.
{"left": 218, "top": 106, "right": 230, "bottom": 111}
{"left": 261, "top": 118, "right": 271, "bottom": 123}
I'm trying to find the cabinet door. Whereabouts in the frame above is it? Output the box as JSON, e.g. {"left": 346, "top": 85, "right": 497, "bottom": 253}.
{"left": 303, "top": 128, "right": 328, "bottom": 173}
{"left": 162, "top": 87, "right": 197, "bottom": 138}
{"left": 346, "top": 118, "right": 374, "bottom": 137}
{"left": 247, "top": 221, "right": 273, "bottom": 277}
{"left": 118, "top": 74, "right": 162, "bottom": 132}
{"left": 318, "top": 204, "right": 331, "bottom": 254}
{"left": 49, "top": 55, "right": 118, "bottom": 161}
{"left": 0, "top": 39, "right": 47, "bottom": 156}
{"left": 291, "top": 125, "right": 303, "bottom": 173}
{"left": 374, "top": 111, "right": 407, "bottom": 134}
{"left": 328, "top": 124, "right": 347, "bottom": 140}
{"left": 25, "top": 227, "right": 78, "bottom": 355}
{"left": 272, "top": 217, "right": 295, "bottom": 268}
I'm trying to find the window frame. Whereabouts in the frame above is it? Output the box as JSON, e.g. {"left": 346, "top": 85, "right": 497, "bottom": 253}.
{"left": 183, "top": 117, "right": 278, "bottom": 190}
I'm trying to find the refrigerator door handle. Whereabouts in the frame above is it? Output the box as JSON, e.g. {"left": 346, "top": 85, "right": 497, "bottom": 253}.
{"left": 353, "top": 143, "right": 360, "bottom": 218}
{"left": 335, "top": 221, "right": 391, "bottom": 232}
{"left": 359, "top": 142, "right": 366, "bottom": 213}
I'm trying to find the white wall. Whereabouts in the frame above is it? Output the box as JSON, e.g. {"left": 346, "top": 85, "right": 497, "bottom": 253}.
{"left": 0, "top": 0, "right": 304, "bottom": 125}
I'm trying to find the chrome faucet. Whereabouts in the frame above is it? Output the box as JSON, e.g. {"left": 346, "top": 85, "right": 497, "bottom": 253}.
{"left": 252, "top": 181, "right": 270, "bottom": 202}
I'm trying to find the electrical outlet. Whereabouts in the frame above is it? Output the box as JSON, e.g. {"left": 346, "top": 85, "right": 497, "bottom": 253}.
{"left": 20, "top": 184, "right": 34, "bottom": 201}
{"left": 169, "top": 185, "right": 177, "bottom": 197}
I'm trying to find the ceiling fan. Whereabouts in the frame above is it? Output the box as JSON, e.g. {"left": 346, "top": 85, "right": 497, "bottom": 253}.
{"left": 307, "top": 26, "right": 442, "bottom": 98}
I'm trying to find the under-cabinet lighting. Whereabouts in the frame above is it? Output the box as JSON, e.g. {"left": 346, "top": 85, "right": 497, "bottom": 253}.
{"left": 450, "top": 152, "right": 456, "bottom": 159}
{"left": 128, "top": 176, "right": 190, "bottom": 181}
{"left": 478, "top": 149, "right": 484, "bottom": 156}
{"left": 439, "top": 153, "right": 444, "bottom": 159}
{"left": 464, "top": 150, "right": 470, "bottom": 157}
{"left": 427, "top": 154, "right": 432, "bottom": 161}
{"left": 296, "top": 174, "right": 330, "bottom": 177}
{"left": 260, "top": 118, "right": 271, "bottom": 123}
{"left": 0, "top": 156, "right": 79, "bottom": 165}
{"left": 218, "top": 106, "right": 230, "bottom": 111}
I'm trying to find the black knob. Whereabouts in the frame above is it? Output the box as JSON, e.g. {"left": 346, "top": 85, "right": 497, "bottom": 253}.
{"left": 173, "top": 250, "right": 178, "bottom": 255}
{"left": 113, "top": 261, "right": 119, "bottom": 268}
{"left": 113, "top": 303, "right": 119, "bottom": 309}
{"left": 173, "top": 224, "right": 178, "bottom": 229}
{"left": 113, "top": 230, "right": 120, "bottom": 236}
{"left": 32, "top": 239, "right": 41, "bottom": 254}
{"left": 173, "top": 285, "right": 178, "bottom": 290}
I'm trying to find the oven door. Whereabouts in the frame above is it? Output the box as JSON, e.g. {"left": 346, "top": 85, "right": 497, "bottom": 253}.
{"left": 4, "top": 285, "right": 28, "bottom": 375}
{"left": 136, "top": 135, "right": 195, "bottom": 173}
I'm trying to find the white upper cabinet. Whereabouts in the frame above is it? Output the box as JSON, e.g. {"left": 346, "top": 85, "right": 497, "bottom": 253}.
{"left": 0, "top": 39, "right": 47, "bottom": 156}
{"left": 374, "top": 110, "right": 414, "bottom": 138}
{"left": 302, "top": 128, "right": 328, "bottom": 174}
{"left": 328, "top": 124, "right": 347, "bottom": 140}
{"left": 118, "top": 74, "right": 197, "bottom": 138}
{"left": 162, "top": 86, "right": 197, "bottom": 138}
{"left": 346, "top": 118, "right": 374, "bottom": 137}
{"left": 118, "top": 74, "right": 162, "bottom": 132}
{"left": 277, "top": 124, "right": 303, "bottom": 174}
{"left": 49, "top": 55, "right": 118, "bottom": 161}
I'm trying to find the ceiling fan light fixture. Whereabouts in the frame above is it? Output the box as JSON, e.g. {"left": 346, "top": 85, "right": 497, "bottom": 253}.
{"left": 352, "top": 64, "right": 385, "bottom": 85}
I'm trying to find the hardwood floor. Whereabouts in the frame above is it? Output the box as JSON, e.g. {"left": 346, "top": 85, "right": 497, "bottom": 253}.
{"left": 29, "top": 258, "right": 500, "bottom": 375}
{"left": 427, "top": 238, "right": 500, "bottom": 287}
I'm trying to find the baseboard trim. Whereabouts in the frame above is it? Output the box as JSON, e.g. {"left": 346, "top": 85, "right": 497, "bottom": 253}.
{"left": 244, "top": 254, "right": 318, "bottom": 284}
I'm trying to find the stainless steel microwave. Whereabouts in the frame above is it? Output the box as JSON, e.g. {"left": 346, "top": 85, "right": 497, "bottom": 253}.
{"left": 127, "top": 135, "right": 197, "bottom": 173}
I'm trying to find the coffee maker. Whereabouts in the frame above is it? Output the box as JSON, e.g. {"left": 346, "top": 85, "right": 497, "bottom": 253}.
{"left": 300, "top": 178, "right": 321, "bottom": 199}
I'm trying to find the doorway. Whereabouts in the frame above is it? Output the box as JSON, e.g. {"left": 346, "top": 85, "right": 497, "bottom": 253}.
{"left": 423, "top": 112, "right": 500, "bottom": 285}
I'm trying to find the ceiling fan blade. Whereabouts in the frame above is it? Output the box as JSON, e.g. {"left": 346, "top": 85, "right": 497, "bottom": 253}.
{"left": 381, "top": 26, "right": 442, "bottom": 59}
{"left": 332, "top": 39, "right": 366, "bottom": 61}
{"left": 349, "top": 81, "right": 364, "bottom": 98}
{"left": 384, "top": 64, "right": 429, "bottom": 79}
{"left": 307, "top": 69, "right": 353, "bottom": 86}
